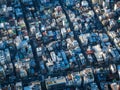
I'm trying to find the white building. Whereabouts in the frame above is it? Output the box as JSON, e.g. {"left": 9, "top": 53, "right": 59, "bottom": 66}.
{"left": 45, "top": 76, "right": 66, "bottom": 90}
{"left": 93, "top": 45, "right": 104, "bottom": 62}
{"left": 16, "top": 82, "right": 22, "bottom": 90}
{"left": 24, "top": 81, "right": 41, "bottom": 90}
{"left": 82, "top": 68, "right": 94, "bottom": 84}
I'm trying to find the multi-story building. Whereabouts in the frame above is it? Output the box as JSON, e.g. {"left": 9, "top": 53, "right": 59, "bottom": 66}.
{"left": 45, "top": 76, "right": 66, "bottom": 90}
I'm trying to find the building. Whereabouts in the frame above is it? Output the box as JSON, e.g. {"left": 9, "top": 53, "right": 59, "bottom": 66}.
{"left": 24, "top": 81, "right": 41, "bottom": 90}
{"left": 0, "top": 0, "right": 7, "bottom": 5}
{"left": 100, "top": 82, "right": 109, "bottom": 90}
{"left": 109, "top": 48, "right": 120, "bottom": 61}
{"left": 90, "top": 83, "right": 99, "bottom": 90}
{"left": 92, "top": 0, "right": 103, "bottom": 5}
{"left": 64, "top": 0, "right": 75, "bottom": 6}
{"left": 66, "top": 72, "right": 82, "bottom": 86}
{"left": 0, "top": 66, "right": 5, "bottom": 78}
{"left": 45, "top": 76, "right": 66, "bottom": 90}
{"left": 110, "top": 83, "right": 120, "bottom": 90}
{"left": 79, "top": 34, "right": 89, "bottom": 46}
{"left": 82, "top": 68, "right": 94, "bottom": 84}
{"left": 117, "top": 65, "right": 120, "bottom": 79}
{"left": 16, "top": 82, "right": 23, "bottom": 90}
{"left": 93, "top": 45, "right": 104, "bottom": 62}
